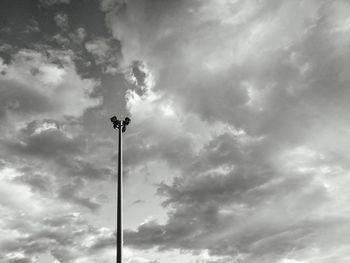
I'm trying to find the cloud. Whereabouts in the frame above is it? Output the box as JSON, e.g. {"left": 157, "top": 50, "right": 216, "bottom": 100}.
{"left": 2, "top": 0, "right": 350, "bottom": 262}
{"left": 24, "top": 19, "right": 40, "bottom": 34}
{"left": 54, "top": 13, "right": 69, "bottom": 31}
{"left": 14, "top": 172, "right": 51, "bottom": 193}
{"left": 82, "top": 227, "right": 114, "bottom": 251}
{"left": 59, "top": 178, "right": 101, "bottom": 211}
{"left": 102, "top": 0, "right": 350, "bottom": 261}
{"left": 39, "top": 0, "right": 70, "bottom": 6}
{"left": 99, "top": 0, "right": 124, "bottom": 12}
{"left": 85, "top": 37, "right": 121, "bottom": 73}
{"left": 5, "top": 119, "right": 83, "bottom": 157}
{"left": 0, "top": 49, "right": 101, "bottom": 123}
{"left": 104, "top": 0, "right": 333, "bottom": 133}
{"left": 0, "top": 118, "right": 110, "bottom": 220}
{"left": 131, "top": 199, "right": 145, "bottom": 206}
{"left": 0, "top": 180, "right": 114, "bottom": 262}
{"left": 0, "top": 119, "right": 113, "bottom": 216}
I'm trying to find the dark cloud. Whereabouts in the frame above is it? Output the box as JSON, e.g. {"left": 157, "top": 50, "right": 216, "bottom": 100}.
{"left": 0, "top": 0, "right": 112, "bottom": 78}
{"left": 124, "top": 130, "right": 194, "bottom": 169}
{"left": 14, "top": 172, "right": 51, "bottom": 193}
{"left": 5, "top": 120, "right": 83, "bottom": 157}
{"left": 124, "top": 131, "right": 334, "bottom": 260}
{"left": 58, "top": 157, "right": 113, "bottom": 180}
{"left": 59, "top": 178, "right": 100, "bottom": 211}
{"left": 0, "top": 79, "right": 53, "bottom": 119}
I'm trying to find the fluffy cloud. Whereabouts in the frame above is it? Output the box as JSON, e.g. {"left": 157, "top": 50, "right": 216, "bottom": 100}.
{"left": 85, "top": 37, "right": 121, "bottom": 73}
{"left": 0, "top": 49, "right": 100, "bottom": 124}
{"left": 54, "top": 13, "right": 69, "bottom": 31}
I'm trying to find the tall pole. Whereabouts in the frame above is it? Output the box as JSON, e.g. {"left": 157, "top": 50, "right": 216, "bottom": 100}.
{"left": 117, "top": 125, "right": 123, "bottom": 263}
{"left": 110, "top": 116, "right": 131, "bottom": 263}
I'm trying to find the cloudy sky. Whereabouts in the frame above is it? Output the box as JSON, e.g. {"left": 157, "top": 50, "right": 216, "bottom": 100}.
{"left": 1, "top": 0, "right": 350, "bottom": 262}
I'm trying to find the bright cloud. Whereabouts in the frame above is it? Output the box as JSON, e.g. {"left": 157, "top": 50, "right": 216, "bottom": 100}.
{"left": 0, "top": 49, "right": 100, "bottom": 123}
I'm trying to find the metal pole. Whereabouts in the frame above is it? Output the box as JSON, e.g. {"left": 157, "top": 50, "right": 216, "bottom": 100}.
{"left": 110, "top": 116, "right": 130, "bottom": 263}
{"left": 117, "top": 125, "right": 123, "bottom": 263}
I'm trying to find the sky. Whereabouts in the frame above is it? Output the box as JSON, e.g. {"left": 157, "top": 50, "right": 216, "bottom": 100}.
{"left": 1, "top": 0, "right": 350, "bottom": 262}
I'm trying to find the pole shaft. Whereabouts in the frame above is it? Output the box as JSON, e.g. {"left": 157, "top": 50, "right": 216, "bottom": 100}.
{"left": 117, "top": 127, "right": 123, "bottom": 263}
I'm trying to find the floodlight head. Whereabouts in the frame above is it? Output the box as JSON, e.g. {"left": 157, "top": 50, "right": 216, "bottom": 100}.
{"left": 110, "top": 116, "right": 118, "bottom": 123}
{"left": 122, "top": 126, "right": 126, "bottom": 133}
{"left": 124, "top": 117, "right": 131, "bottom": 125}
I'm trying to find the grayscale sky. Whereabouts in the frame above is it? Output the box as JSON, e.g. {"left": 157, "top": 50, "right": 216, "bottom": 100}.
{"left": 1, "top": 0, "right": 350, "bottom": 262}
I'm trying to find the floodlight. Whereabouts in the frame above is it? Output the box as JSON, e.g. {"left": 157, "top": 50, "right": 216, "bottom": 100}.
{"left": 110, "top": 116, "right": 118, "bottom": 123}
{"left": 122, "top": 126, "right": 126, "bottom": 133}
{"left": 124, "top": 117, "right": 131, "bottom": 125}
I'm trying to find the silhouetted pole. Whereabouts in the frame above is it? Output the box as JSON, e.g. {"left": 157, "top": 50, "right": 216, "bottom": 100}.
{"left": 110, "top": 116, "right": 131, "bottom": 263}
{"left": 117, "top": 123, "right": 122, "bottom": 263}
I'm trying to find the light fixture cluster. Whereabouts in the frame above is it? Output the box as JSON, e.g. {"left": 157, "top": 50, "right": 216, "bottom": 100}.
{"left": 110, "top": 116, "right": 131, "bottom": 133}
